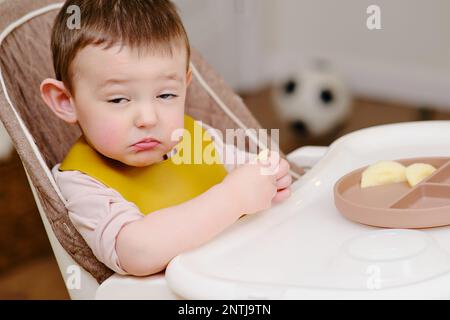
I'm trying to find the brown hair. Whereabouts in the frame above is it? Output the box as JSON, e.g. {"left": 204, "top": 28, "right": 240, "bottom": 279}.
{"left": 51, "top": 0, "right": 191, "bottom": 95}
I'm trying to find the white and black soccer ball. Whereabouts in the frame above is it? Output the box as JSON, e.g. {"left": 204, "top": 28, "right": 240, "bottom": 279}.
{"left": 272, "top": 65, "right": 352, "bottom": 136}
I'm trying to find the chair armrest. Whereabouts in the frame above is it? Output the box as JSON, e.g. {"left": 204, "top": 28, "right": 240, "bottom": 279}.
{"left": 286, "top": 146, "right": 328, "bottom": 171}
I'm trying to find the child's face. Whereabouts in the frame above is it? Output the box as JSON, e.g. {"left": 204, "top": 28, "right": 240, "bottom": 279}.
{"left": 70, "top": 44, "right": 191, "bottom": 167}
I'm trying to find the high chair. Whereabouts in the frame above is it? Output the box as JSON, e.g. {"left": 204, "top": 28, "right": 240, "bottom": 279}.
{"left": 0, "top": 0, "right": 307, "bottom": 299}
{"left": 4, "top": 0, "right": 450, "bottom": 300}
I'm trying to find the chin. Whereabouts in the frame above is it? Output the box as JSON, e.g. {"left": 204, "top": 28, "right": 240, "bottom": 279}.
{"left": 130, "top": 155, "right": 162, "bottom": 167}
{"left": 131, "top": 163, "right": 151, "bottom": 168}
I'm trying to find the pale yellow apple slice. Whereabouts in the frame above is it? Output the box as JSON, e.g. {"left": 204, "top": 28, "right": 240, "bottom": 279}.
{"left": 361, "top": 160, "right": 407, "bottom": 188}
{"left": 257, "top": 149, "right": 270, "bottom": 162}
{"left": 405, "top": 163, "right": 436, "bottom": 187}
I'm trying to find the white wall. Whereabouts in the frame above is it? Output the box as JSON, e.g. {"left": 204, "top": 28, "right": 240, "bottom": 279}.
{"left": 266, "top": 0, "right": 450, "bottom": 110}
{"left": 176, "top": 0, "right": 450, "bottom": 110}
{"left": 174, "top": 0, "right": 265, "bottom": 91}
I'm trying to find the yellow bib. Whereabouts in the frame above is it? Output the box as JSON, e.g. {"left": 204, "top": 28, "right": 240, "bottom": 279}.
{"left": 59, "top": 114, "right": 228, "bottom": 215}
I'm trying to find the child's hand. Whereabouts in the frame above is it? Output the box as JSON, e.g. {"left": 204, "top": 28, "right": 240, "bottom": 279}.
{"left": 272, "top": 156, "right": 292, "bottom": 204}
{"left": 222, "top": 152, "right": 279, "bottom": 215}
{"left": 257, "top": 150, "right": 292, "bottom": 204}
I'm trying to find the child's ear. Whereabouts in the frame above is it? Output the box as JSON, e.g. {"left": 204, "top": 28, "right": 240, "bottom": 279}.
{"left": 186, "top": 68, "right": 192, "bottom": 87}
{"left": 40, "top": 78, "right": 78, "bottom": 124}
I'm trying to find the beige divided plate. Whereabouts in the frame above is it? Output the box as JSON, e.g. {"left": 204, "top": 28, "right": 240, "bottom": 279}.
{"left": 334, "top": 157, "right": 450, "bottom": 228}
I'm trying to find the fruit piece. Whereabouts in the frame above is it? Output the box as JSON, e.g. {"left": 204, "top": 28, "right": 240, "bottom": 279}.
{"left": 257, "top": 149, "right": 270, "bottom": 162}
{"left": 405, "top": 163, "right": 436, "bottom": 187}
{"left": 361, "top": 160, "right": 407, "bottom": 188}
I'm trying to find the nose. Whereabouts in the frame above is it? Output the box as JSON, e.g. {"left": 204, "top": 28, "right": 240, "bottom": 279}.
{"left": 134, "top": 103, "right": 158, "bottom": 128}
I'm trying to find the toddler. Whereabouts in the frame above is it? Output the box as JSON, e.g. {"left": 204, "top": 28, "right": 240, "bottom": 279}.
{"left": 40, "top": 0, "right": 292, "bottom": 276}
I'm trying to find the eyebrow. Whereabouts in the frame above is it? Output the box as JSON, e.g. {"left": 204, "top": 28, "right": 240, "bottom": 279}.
{"left": 158, "top": 73, "right": 183, "bottom": 82}
{"left": 99, "top": 73, "right": 183, "bottom": 88}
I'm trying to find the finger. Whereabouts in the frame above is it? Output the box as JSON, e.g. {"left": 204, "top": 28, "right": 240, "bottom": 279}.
{"left": 275, "top": 159, "right": 290, "bottom": 179}
{"left": 272, "top": 187, "right": 292, "bottom": 203}
{"left": 276, "top": 174, "right": 292, "bottom": 190}
{"left": 261, "top": 150, "right": 280, "bottom": 172}
{"left": 258, "top": 153, "right": 277, "bottom": 178}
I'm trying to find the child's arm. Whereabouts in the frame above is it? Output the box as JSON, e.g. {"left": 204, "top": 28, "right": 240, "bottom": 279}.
{"left": 52, "top": 164, "right": 145, "bottom": 275}
{"left": 52, "top": 124, "right": 289, "bottom": 277}
{"left": 115, "top": 180, "right": 242, "bottom": 276}
{"left": 116, "top": 158, "right": 278, "bottom": 275}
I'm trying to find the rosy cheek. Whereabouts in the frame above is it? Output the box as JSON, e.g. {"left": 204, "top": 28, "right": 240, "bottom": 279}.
{"left": 93, "top": 124, "right": 123, "bottom": 153}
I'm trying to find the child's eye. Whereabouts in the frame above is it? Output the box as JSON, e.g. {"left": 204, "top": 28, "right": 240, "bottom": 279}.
{"left": 158, "top": 94, "right": 177, "bottom": 100}
{"left": 108, "top": 98, "right": 129, "bottom": 104}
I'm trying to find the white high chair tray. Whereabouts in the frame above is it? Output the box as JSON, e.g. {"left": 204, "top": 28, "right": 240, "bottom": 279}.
{"left": 165, "top": 121, "right": 450, "bottom": 299}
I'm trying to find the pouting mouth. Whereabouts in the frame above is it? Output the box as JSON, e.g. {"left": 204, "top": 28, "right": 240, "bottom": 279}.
{"left": 134, "top": 137, "right": 161, "bottom": 145}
